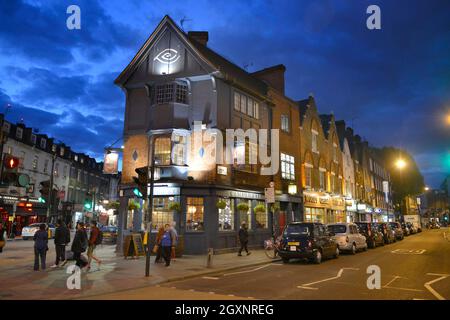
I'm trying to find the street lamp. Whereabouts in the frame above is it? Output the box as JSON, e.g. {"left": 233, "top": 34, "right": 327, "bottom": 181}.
{"left": 424, "top": 187, "right": 430, "bottom": 191}
{"left": 395, "top": 159, "right": 407, "bottom": 170}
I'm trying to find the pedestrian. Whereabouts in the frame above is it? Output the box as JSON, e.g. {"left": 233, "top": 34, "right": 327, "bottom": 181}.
{"left": 154, "top": 226, "right": 165, "bottom": 264}
{"left": 51, "top": 219, "right": 71, "bottom": 268}
{"left": 87, "top": 221, "right": 102, "bottom": 270}
{"left": 170, "top": 221, "right": 178, "bottom": 260}
{"left": 71, "top": 222, "right": 88, "bottom": 270}
{"left": 0, "top": 222, "right": 6, "bottom": 253}
{"left": 238, "top": 222, "right": 251, "bottom": 256}
{"left": 11, "top": 221, "right": 17, "bottom": 239}
{"left": 33, "top": 224, "right": 48, "bottom": 271}
{"left": 161, "top": 224, "right": 175, "bottom": 267}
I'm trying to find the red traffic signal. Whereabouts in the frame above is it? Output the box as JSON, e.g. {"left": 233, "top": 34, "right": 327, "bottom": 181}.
{"left": 4, "top": 155, "right": 20, "bottom": 169}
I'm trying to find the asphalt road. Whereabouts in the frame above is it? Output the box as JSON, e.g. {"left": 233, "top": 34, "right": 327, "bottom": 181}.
{"left": 160, "top": 228, "right": 450, "bottom": 300}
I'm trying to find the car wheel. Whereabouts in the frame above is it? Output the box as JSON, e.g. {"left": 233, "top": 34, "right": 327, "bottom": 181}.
{"left": 313, "top": 250, "right": 322, "bottom": 264}
{"left": 351, "top": 244, "right": 356, "bottom": 255}
{"left": 282, "top": 257, "right": 290, "bottom": 264}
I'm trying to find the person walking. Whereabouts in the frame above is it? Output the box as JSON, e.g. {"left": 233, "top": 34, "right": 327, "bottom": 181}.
{"left": 71, "top": 222, "right": 88, "bottom": 269}
{"left": 51, "top": 219, "right": 70, "bottom": 268}
{"left": 33, "top": 224, "right": 48, "bottom": 271}
{"left": 87, "top": 221, "right": 102, "bottom": 270}
{"left": 238, "top": 222, "right": 251, "bottom": 256}
{"left": 0, "top": 222, "right": 6, "bottom": 253}
{"left": 154, "top": 226, "right": 165, "bottom": 264}
{"left": 161, "top": 224, "right": 175, "bottom": 267}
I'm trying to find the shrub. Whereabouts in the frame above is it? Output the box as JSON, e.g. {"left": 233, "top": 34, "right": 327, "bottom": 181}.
{"left": 237, "top": 202, "right": 249, "bottom": 212}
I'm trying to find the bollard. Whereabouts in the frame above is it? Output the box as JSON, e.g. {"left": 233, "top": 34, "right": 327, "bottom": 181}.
{"left": 206, "top": 248, "right": 214, "bottom": 268}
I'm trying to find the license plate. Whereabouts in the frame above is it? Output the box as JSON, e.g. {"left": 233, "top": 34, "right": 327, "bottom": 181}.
{"left": 288, "top": 242, "right": 300, "bottom": 246}
{"left": 290, "top": 246, "right": 297, "bottom": 251}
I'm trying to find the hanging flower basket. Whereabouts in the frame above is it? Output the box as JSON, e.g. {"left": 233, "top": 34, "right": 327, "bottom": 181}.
{"left": 237, "top": 202, "right": 249, "bottom": 212}
{"left": 254, "top": 204, "right": 266, "bottom": 213}
{"left": 216, "top": 200, "right": 227, "bottom": 210}
{"left": 270, "top": 203, "right": 280, "bottom": 213}
{"left": 128, "top": 201, "right": 140, "bottom": 211}
{"left": 168, "top": 202, "right": 181, "bottom": 212}
{"left": 107, "top": 201, "right": 120, "bottom": 210}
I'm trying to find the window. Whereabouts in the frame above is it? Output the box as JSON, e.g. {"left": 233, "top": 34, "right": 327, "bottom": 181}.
{"left": 80, "top": 157, "right": 84, "bottom": 164}
{"left": 330, "top": 173, "right": 336, "bottom": 193}
{"left": 155, "top": 82, "right": 188, "bottom": 105}
{"left": 77, "top": 169, "right": 81, "bottom": 182}
{"left": 43, "top": 159, "right": 49, "bottom": 173}
{"left": 154, "top": 137, "right": 171, "bottom": 165}
{"left": 16, "top": 127, "right": 23, "bottom": 140}
{"left": 233, "top": 91, "right": 259, "bottom": 119}
{"left": 186, "top": 197, "right": 204, "bottom": 232}
{"left": 60, "top": 147, "right": 65, "bottom": 157}
{"left": 247, "top": 98, "right": 254, "bottom": 117}
{"left": 234, "top": 139, "right": 258, "bottom": 173}
{"left": 3, "top": 122, "right": 10, "bottom": 133}
{"left": 31, "top": 134, "right": 37, "bottom": 145}
{"left": 319, "top": 169, "right": 326, "bottom": 190}
{"left": 54, "top": 163, "right": 59, "bottom": 177}
{"left": 74, "top": 155, "right": 78, "bottom": 162}
{"left": 40, "top": 139, "right": 47, "bottom": 149}
{"left": 234, "top": 92, "right": 241, "bottom": 111}
{"left": 63, "top": 166, "right": 67, "bottom": 179}
{"left": 333, "top": 144, "right": 338, "bottom": 162}
{"left": 254, "top": 201, "right": 268, "bottom": 229}
{"left": 32, "top": 155, "right": 38, "bottom": 170}
{"left": 238, "top": 199, "right": 252, "bottom": 229}
{"left": 218, "top": 198, "right": 234, "bottom": 231}
{"left": 304, "top": 207, "right": 325, "bottom": 223}
{"left": 254, "top": 101, "right": 259, "bottom": 119}
{"left": 281, "top": 115, "right": 290, "bottom": 132}
{"left": 6, "top": 146, "right": 12, "bottom": 155}
{"left": 151, "top": 197, "right": 179, "bottom": 231}
{"left": 52, "top": 144, "right": 57, "bottom": 153}
{"left": 172, "top": 134, "right": 187, "bottom": 165}
{"left": 312, "top": 131, "right": 318, "bottom": 153}
{"left": 305, "top": 165, "right": 312, "bottom": 188}
{"left": 281, "top": 153, "right": 295, "bottom": 180}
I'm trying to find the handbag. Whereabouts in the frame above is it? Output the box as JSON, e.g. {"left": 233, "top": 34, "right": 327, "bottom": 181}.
{"left": 152, "top": 244, "right": 159, "bottom": 254}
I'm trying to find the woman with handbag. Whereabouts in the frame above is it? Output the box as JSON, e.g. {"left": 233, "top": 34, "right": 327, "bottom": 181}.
{"left": 154, "top": 226, "right": 165, "bottom": 263}
{"left": 33, "top": 224, "right": 48, "bottom": 271}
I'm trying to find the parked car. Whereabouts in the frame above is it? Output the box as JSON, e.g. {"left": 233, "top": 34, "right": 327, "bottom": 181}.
{"left": 278, "top": 222, "right": 339, "bottom": 264}
{"left": 401, "top": 222, "right": 411, "bottom": 236}
{"left": 376, "top": 222, "right": 396, "bottom": 244}
{"left": 429, "top": 221, "right": 441, "bottom": 229}
{"left": 406, "top": 222, "right": 417, "bottom": 234}
{"left": 389, "top": 222, "right": 404, "bottom": 240}
{"left": 355, "top": 222, "right": 385, "bottom": 248}
{"left": 327, "top": 223, "right": 367, "bottom": 254}
{"left": 22, "top": 223, "right": 55, "bottom": 240}
{"left": 100, "top": 225, "right": 118, "bottom": 244}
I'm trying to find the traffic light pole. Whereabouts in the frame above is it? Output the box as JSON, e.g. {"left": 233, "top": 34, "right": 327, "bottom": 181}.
{"left": 145, "top": 136, "right": 155, "bottom": 277}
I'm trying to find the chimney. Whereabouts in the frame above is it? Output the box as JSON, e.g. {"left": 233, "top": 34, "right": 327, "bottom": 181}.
{"left": 188, "top": 31, "right": 209, "bottom": 46}
{"left": 251, "top": 64, "right": 286, "bottom": 94}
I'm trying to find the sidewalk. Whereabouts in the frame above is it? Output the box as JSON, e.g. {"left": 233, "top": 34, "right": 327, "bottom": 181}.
{"left": 0, "top": 242, "right": 278, "bottom": 300}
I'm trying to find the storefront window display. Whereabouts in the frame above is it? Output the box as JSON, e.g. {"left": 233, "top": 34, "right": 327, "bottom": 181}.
{"left": 237, "top": 199, "right": 252, "bottom": 229}
{"left": 218, "top": 198, "right": 234, "bottom": 231}
{"left": 151, "top": 197, "right": 179, "bottom": 231}
{"left": 335, "top": 211, "right": 345, "bottom": 223}
{"left": 254, "top": 201, "right": 268, "bottom": 229}
{"left": 304, "top": 207, "right": 325, "bottom": 223}
{"left": 186, "top": 197, "right": 204, "bottom": 231}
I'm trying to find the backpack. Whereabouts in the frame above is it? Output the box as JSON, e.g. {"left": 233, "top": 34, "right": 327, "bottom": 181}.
{"left": 95, "top": 229, "right": 103, "bottom": 245}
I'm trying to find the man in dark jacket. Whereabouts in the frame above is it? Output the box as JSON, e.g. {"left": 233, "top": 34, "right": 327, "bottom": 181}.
{"left": 238, "top": 222, "right": 251, "bottom": 256}
{"left": 87, "top": 221, "right": 102, "bottom": 270}
{"left": 51, "top": 219, "right": 70, "bottom": 268}
{"left": 71, "top": 222, "right": 88, "bottom": 269}
{"left": 33, "top": 224, "right": 48, "bottom": 270}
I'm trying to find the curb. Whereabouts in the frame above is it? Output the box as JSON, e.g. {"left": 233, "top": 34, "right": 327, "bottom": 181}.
{"left": 75, "top": 257, "right": 281, "bottom": 300}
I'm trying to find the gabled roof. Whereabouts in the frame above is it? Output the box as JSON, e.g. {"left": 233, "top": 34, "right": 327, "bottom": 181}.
{"left": 297, "top": 95, "right": 315, "bottom": 126}
{"left": 115, "top": 15, "right": 268, "bottom": 97}
{"left": 319, "top": 114, "right": 333, "bottom": 139}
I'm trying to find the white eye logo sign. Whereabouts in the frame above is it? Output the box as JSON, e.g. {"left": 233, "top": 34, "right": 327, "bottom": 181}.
{"left": 154, "top": 49, "right": 180, "bottom": 65}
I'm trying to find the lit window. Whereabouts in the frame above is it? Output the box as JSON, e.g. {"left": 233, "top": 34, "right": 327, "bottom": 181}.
{"left": 74, "top": 155, "right": 78, "bottom": 162}
{"left": 281, "top": 153, "right": 295, "bottom": 180}
{"left": 218, "top": 198, "right": 234, "bottom": 231}
{"left": 281, "top": 115, "right": 290, "bottom": 132}
{"left": 52, "top": 144, "right": 57, "bottom": 153}
{"left": 31, "top": 134, "right": 37, "bottom": 145}
{"left": 240, "top": 94, "right": 247, "bottom": 113}
{"left": 54, "top": 163, "right": 59, "bottom": 177}
{"left": 234, "top": 92, "right": 241, "bottom": 111}
{"left": 151, "top": 197, "right": 179, "bottom": 231}
{"left": 186, "top": 197, "right": 204, "bottom": 232}
{"left": 247, "top": 98, "right": 254, "bottom": 117}
{"left": 16, "top": 127, "right": 23, "bottom": 140}
{"left": 40, "top": 139, "right": 47, "bottom": 149}
{"left": 333, "top": 144, "right": 338, "bottom": 162}
{"left": 305, "top": 165, "right": 312, "bottom": 188}
{"left": 319, "top": 169, "right": 326, "bottom": 190}
{"left": 154, "top": 137, "right": 171, "bottom": 165}
{"left": 238, "top": 199, "right": 252, "bottom": 229}
{"left": 312, "top": 131, "right": 318, "bottom": 153}
{"left": 155, "top": 82, "right": 188, "bottom": 105}
{"left": 60, "top": 147, "right": 65, "bottom": 157}
{"left": 172, "top": 134, "right": 186, "bottom": 165}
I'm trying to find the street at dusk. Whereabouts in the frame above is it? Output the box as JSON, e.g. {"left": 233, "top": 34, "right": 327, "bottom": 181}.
{"left": 0, "top": 0, "right": 450, "bottom": 315}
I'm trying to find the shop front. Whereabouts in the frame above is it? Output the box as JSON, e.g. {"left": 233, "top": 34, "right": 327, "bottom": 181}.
{"left": 303, "top": 191, "right": 346, "bottom": 224}
{"left": 356, "top": 203, "right": 373, "bottom": 222}
{"left": 345, "top": 199, "right": 358, "bottom": 222}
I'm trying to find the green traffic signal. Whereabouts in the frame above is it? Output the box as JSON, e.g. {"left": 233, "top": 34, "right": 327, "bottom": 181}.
{"left": 133, "top": 188, "right": 143, "bottom": 198}
{"left": 84, "top": 199, "right": 92, "bottom": 210}
{"left": 38, "top": 197, "right": 46, "bottom": 203}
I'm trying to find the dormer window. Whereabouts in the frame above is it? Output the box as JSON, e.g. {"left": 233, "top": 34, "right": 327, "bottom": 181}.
{"left": 74, "top": 155, "right": 78, "bottom": 162}
{"left": 16, "top": 127, "right": 23, "bottom": 140}
{"left": 31, "top": 134, "right": 37, "bottom": 145}
{"left": 52, "top": 144, "right": 57, "bottom": 153}
{"left": 3, "top": 122, "right": 10, "bottom": 133}
{"left": 153, "top": 81, "right": 188, "bottom": 105}
{"left": 40, "top": 138, "right": 47, "bottom": 149}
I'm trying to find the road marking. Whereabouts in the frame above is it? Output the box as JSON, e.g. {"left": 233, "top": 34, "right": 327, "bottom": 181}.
{"left": 223, "top": 264, "right": 272, "bottom": 276}
{"left": 208, "top": 291, "right": 215, "bottom": 294}
{"left": 391, "top": 249, "right": 426, "bottom": 255}
{"left": 424, "top": 273, "right": 449, "bottom": 300}
{"left": 297, "top": 268, "right": 359, "bottom": 289}
{"left": 297, "top": 286, "right": 319, "bottom": 290}
{"left": 202, "top": 276, "right": 219, "bottom": 280}
{"left": 383, "top": 275, "right": 423, "bottom": 292}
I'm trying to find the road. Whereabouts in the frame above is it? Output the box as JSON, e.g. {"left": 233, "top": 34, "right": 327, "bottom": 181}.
{"left": 158, "top": 228, "right": 450, "bottom": 300}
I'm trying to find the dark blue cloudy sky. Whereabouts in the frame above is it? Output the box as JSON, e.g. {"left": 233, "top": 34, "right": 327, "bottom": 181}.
{"left": 0, "top": 0, "right": 449, "bottom": 187}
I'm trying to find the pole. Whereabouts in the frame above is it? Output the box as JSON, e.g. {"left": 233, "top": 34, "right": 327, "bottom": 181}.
{"left": 0, "top": 105, "right": 12, "bottom": 185}
{"left": 145, "top": 136, "right": 155, "bottom": 277}
{"left": 47, "top": 153, "right": 56, "bottom": 222}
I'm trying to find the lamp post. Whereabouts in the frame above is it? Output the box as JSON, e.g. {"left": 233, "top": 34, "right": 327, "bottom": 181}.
{"left": 0, "top": 104, "right": 12, "bottom": 185}
{"left": 145, "top": 135, "right": 155, "bottom": 277}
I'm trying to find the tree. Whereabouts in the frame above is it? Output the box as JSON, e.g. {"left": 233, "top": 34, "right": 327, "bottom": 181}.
{"left": 372, "top": 147, "right": 425, "bottom": 205}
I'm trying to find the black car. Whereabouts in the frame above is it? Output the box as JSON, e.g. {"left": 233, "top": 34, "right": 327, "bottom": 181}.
{"left": 376, "top": 222, "right": 396, "bottom": 244}
{"left": 355, "top": 222, "right": 385, "bottom": 248}
{"left": 389, "top": 222, "right": 404, "bottom": 240}
{"left": 278, "top": 222, "right": 339, "bottom": 264}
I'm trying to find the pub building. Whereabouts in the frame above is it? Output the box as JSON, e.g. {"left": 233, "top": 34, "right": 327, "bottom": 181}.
{"left": 115, "top": 16, "right": 304, "bottom": 254}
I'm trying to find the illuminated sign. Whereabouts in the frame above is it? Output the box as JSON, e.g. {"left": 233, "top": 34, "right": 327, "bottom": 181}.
{"left": 154, "top": 48, "right": 180, "bottom": 65}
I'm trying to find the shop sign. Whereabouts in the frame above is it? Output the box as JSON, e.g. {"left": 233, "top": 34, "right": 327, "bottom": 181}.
{"left": 217, "top": 166, "right": 227, "bottom": 175}
{"left": 103, "top": 151, "right": 119, "bottom": 175}
{"left": 357, "top": 204, "right": 367, "bottom": 211}
{"left": 264, "top": 187, "right": 275, "bottom": 203}
{"left": 153, "top": 187, "right": 180, "bottom": 196}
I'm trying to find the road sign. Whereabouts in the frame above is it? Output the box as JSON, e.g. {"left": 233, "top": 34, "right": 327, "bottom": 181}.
{"left": 265, "top": 187, "right": 275, "bottom": 203}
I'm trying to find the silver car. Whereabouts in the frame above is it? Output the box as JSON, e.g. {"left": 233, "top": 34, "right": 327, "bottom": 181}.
{"left": 21, "top": 223, "right": 56, "bottom": 240}
{"left": 327, "top": 223, "right": 368, "bottom": 254}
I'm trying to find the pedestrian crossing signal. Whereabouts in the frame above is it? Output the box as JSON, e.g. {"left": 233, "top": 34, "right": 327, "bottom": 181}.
{"left": 4, "top": 156, "right": 19, "bottom": 169}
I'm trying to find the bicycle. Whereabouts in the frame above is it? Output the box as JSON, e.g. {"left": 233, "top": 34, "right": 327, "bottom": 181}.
{"left": 264, "top": 234, "right": 282, "bottom": 259}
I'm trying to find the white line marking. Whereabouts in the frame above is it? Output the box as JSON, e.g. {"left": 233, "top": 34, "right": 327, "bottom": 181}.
{"left": 228, "top": 294, "right": 235, "bottom": 297}
{"left": 297, "top": 268, "right": 359, "bottom": 289}
{"left": 208, "top": 292, "right": 215, "bottom": 294}
{"left": 391, "top": 249, "right": 426, "bottom": 254}
{"left": 424, "top": 273, "right": 449, "bottom": 300}
{"left": 297, "top": 286, "right": 319, "bottom": 290}
{"left": 223, "top": 264, "right": 272, "bottom": 276}
{"left": 202, "top": 276, "right": 219, "bottom": 280}
{"left": 383, "top": 275, "right": 423, "bottom": 292}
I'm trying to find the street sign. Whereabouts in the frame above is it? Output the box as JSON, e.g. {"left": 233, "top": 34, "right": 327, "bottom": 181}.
{"left": 265, "top": 187, "right": 275, "bottom": 204}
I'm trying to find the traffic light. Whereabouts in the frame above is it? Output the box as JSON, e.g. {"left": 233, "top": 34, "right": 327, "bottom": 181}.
{"left": 133, "top": 166, "right": 148, "bottom": 198}
{"left": 2, "top": 155, "right": 20, "bottom": 185}
{"left": 4, "top": 155, "right": 20, "bottom": 170}
{"left": 39, "top": 180, "right": 50, "bottom": 199}
{"left": 84, "top": 192, "right": 93, "bottom": 211}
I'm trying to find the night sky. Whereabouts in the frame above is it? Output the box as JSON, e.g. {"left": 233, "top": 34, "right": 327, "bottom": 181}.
{"left": 0, "top": 0, "right": 449, "bottom": 187}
